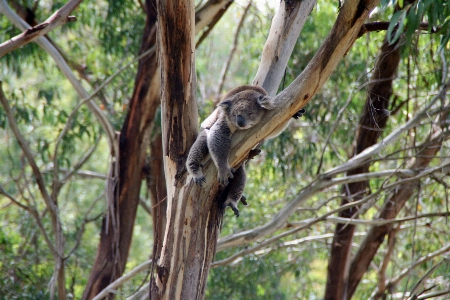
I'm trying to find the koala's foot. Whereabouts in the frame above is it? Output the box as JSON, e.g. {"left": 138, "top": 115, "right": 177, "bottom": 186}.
{"left": 222, "top": 195, "right": 248, "bottom": 217}
{"left": 193, "top": 174, "right": 206, "bottom": 187}
{"left": 292, "top": 108, "right": 306, "bottom": 119}
{"left": 218, "top": 167, "right": 235, "bottom": 186}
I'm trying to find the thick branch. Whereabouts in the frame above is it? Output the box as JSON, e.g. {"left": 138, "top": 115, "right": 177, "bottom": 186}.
{"left": 253, "top": 0, "right": 316, "bottom": 96}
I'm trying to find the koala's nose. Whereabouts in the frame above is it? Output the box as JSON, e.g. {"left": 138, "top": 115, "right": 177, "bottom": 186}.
{"left": 237, "top": 115, "right": 246, "bottom": 128}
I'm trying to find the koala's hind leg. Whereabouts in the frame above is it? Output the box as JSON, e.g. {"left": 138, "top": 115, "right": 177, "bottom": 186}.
{"left": 186, "top": 130, "right": 209, "bottom": 186}
{"left": 222, "top": 164, "right": 247, "bottom": 217}
{"left": 207, "top": 121, "right": 234, "bottom": 186}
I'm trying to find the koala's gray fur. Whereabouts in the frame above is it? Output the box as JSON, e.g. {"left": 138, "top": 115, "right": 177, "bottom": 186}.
{"left": 186, "top": 85, "right": 276, "bottom": 216}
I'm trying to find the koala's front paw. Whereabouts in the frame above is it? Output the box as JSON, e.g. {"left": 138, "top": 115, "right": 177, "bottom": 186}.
{"left": 292, "top": 108, "right": 306, "bottom": 119}
{"left": 218, "top": 168, "right": 234, "bottom": 186}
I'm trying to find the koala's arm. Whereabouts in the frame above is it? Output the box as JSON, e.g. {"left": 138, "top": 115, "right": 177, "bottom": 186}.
{"left": 207, "top": 119, "right": 234, "bottom": 186}
{"left": 186, "top": 129, "right": 209, "bottom": 186}
{"left": 222, "top": 164, "right": 247, "bottom": 217}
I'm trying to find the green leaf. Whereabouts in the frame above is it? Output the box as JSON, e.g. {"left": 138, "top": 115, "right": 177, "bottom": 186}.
{"left": 387, "top": 10, "right": 407, "bottom": 45}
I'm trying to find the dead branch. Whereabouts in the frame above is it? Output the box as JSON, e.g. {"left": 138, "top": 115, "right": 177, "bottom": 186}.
{"left": 358, "top": 21, "right": 441, "bottom": 37}
{"left": 217, "top": 154, "right": 450, "bottom": 251}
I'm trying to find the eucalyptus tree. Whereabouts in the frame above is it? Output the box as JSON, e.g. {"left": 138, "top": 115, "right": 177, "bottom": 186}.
{"left": 1, "top": 0, "right": 450, "bottom": 299}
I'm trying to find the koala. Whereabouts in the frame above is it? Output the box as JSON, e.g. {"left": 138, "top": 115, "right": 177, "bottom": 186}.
{"left": 186, "top": 85, "right": 306, "bottom": 216}
{"left": 186, "top": 85, "right": 275, "bottom": 216}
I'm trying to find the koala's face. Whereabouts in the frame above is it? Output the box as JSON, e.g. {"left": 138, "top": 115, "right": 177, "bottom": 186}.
{"left": 219, "top": 90, "right": 271, "bottom": 130}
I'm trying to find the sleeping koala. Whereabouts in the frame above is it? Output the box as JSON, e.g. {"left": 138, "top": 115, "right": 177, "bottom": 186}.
{"left": 186, "top": 85, "right": 305, "bottom": 216}
{"left": 186, "top": 85, "right": 275, "bottom": 216}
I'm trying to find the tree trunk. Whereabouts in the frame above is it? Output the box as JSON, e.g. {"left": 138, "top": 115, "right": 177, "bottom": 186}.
{"left": 82, "top": 1, "right": 160, "bottom": 298}
{"left": 83, "top": 1, "right": 234, "bottom": 297}
{"left": 148, "top": 132, "right": 168, "bottom": 257}
{"left": 150, "top": 1, "right": 220, "bottom": 299}
{"left": 150, "top": 0, "right": 380, "bottom": 298}
{"left": 324, "top": 35, "right": 401, "bottom": 300}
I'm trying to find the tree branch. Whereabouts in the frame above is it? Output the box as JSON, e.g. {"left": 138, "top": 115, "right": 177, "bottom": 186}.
{"left": 0, "top": 0, "right": 117, "bottom": 155}
{"left": 92, "top": 260, "right": 152, "bottom": 300}
{"left": 370, "top": 244, "right": 450, "bottom": 299}
{"left": 215, "top": 1, "right": 252, "bottom": 99}
{"left": 0, "top": 0, "right": 80, "bottom": 57}
{"left": 253, "top": 0, "right": 316, "bottom": 96}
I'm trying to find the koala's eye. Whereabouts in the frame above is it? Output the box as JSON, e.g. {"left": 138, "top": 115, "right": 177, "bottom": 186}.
{"left": 258, "top": 95, "right": 265, "bottom": 101}
{"left": 248, "top": 112, "right": 254, "bottom": 116}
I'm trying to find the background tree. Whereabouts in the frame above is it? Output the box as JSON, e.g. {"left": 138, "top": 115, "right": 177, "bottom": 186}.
{"left": 1, "top": 0, "right": 450, "bottom": 299}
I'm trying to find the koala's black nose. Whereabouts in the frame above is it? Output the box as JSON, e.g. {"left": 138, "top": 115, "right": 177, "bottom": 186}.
{"left": 237, "top": 115, "right": 246, "bottom": 127}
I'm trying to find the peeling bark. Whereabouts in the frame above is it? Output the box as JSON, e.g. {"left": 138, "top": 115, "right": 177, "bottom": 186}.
{"left": 148, "top": 133, "right": 168, "bottom": 257}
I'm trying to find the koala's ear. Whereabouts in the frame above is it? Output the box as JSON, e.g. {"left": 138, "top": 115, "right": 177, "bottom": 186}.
{"left": 218, "top": 99, "right": 233, "bottom": 110}
{"left": 257, "top": 95, "right": 277, "bottom": 110}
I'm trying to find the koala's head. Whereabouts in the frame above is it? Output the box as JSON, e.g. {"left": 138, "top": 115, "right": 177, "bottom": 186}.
{"left": 218, "top": 86, "right": 272, "bottom": 130}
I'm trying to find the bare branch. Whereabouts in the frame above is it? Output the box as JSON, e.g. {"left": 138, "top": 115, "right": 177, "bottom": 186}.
{"left": 92, "top": 260, "right": 152, "bottom": 300}
{"left": 217, "top": 160, "right": 450, "bottom": 251}
{"left": 322, "top": 81, "right": 450, "bottom": 178}
{"left": 370, "top": 244, "right": 450, "bottom": 299}
{"left": 0, "top": 82, "right": 67, "bottom": 299}
{"left": 0, "top": 82, "right": 60, "bottom": 238}
{"left": 195, "top": 0, "right": 232, "bottom": 35}
{"left": 215, "top": 1, "right": 252, "bottom": 99}
{"left": 358, "top": 21, "right": 442, "bottom": 37}
{"left": 0, "top": 0, "right": 81, "bottom": 57}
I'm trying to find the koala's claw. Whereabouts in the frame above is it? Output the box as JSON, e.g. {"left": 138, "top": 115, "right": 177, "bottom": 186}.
{"left": 222, "top": 200, "right": 240, "bottom": 217}
{"left": 292, "top": 108, "right": 306, "bottom": 119}
{"left": 240, "top": 195, "right": 248, "bottom": 206}
{"left": 193, "top": 175, "right": 206, "bottom": 187}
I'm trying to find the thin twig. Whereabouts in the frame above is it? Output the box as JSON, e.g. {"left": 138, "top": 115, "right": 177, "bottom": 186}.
{"left": 0, "top": 0, "right": 81, "bottom": 57}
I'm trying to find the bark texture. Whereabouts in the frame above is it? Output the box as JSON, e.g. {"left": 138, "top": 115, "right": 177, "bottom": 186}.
{"left": 324, "top": 36, "right": 401, "bottom": 300}
{"left": 147, "top": 133, "right": 168, "bottom": 257}
{"left": 149, "top": 1, "right": 216, "bottom": 299}
{"left": 82, "top": 0, "right": 160, "bottom": 298}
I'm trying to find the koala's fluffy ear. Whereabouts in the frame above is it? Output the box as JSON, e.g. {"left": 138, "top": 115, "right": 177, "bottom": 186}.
{"left": 218, "top": 99, "right": 233, "bottom": 110}
{"left": 257, "top": 95, "right": 277, "bottom": 110}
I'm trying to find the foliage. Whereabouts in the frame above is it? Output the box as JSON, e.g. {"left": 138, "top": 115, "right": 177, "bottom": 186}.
{"left": 1, "top": 0, "right": 450, "bottom": 299}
